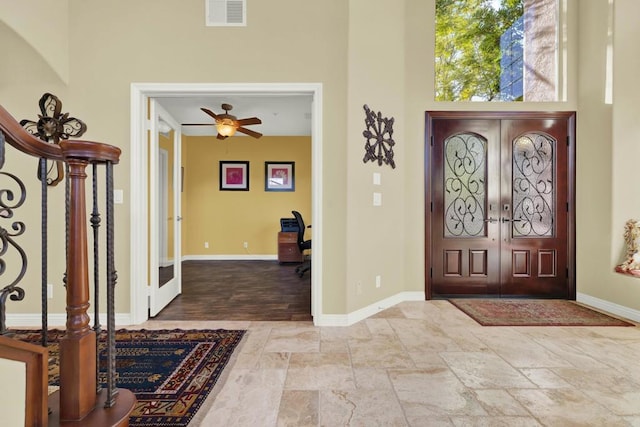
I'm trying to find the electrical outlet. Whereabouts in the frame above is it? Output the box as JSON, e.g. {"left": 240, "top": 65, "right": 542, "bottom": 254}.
{"left": 204, "top": 241, "right": 209, "bottom": 248}
{"left": 47, "top": 284, "right": 53, "bottom": 299}
{"left": 243, "top": 241, "right": 248, "bottom": 249}
{"left": 375, "top": 275, "right": 382, "bottom": 288}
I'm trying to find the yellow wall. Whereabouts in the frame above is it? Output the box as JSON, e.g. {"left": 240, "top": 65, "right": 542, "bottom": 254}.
{"left": 1, "top": 0, "right": 640, "bottom": 320}
{"left": 183, "top": 135, "right": 311, "bottom": 256}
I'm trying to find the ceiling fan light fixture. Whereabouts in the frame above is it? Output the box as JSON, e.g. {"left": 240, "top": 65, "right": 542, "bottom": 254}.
{"left": 216, "top": 118, "right": 236, "bottom": 137}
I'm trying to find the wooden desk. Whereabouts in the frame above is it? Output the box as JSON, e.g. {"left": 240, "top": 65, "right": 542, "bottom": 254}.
{"left": 278, "top": 232, "right": 304, "bottom": 263}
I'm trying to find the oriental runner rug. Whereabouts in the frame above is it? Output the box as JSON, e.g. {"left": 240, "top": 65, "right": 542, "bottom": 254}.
{"left": 12, "top": 328, "right": 245, "bottom": 427}
{"left": 449, "top": 299, "right": 635, "bottom": 327}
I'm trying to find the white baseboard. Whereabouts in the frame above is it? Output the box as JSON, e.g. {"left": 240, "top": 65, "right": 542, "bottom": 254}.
{"left": 182, "top": 254, "right": 278, "bottom": 261}
{"left": 313, "top": 291, "right": 426, "bottom": 326}
{"left": 576, "top": 292, "right": 640, "bottom": 323}
{"left": 8, "top": 292, "right": 425, "bottom": 328}
{"left": 12, "top": 293, "right": 631, "bottom": 330}
{"left": 5, "top": 313, "right": 132, "bottom": 329}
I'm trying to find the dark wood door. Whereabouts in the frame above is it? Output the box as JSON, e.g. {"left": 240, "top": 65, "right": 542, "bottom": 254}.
{"left": 427, "top": 112, "right": 575, "bottom": 299}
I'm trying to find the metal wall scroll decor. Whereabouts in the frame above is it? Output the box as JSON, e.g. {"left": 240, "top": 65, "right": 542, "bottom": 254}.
{"left": 20, "top": 93, "right": 87, "bottom": 186}
{"left": 362, "top": 104, "right": 396, "bottom": 169}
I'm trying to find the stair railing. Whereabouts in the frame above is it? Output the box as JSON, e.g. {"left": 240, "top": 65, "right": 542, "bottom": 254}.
{"left": 0, "top": 104, "right": 135, "bottom": 425}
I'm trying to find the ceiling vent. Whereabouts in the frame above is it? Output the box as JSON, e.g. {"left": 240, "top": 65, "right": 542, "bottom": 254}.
{"left": 206, "top": 0, "right": 246, "bottom": 26}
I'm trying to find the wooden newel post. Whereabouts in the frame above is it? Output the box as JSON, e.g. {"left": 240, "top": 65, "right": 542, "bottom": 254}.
{"left": 59, "top": 158, "right": 97, "bottom": 421}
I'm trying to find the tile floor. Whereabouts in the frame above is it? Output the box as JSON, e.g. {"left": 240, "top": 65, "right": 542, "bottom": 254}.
{"left": 140, "top": 300, "right": 640, "bottom": 426}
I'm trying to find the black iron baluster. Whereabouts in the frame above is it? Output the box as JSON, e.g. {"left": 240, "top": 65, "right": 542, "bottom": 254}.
{"left": 105, "top": 161, "right": 118, "bottom": 407}
{"left": 91, "top": 162, "right": 102, "bottom": 394}
{"left": 40, "top": 157, "right": 48, "bottom": 346}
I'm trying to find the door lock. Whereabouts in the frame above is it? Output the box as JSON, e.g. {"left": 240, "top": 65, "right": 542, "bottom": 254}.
{"left": 484, "top": 217, "right": 498, "bottom": 223}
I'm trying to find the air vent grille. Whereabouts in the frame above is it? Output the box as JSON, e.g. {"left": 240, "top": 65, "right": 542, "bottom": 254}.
{"left": 206, "top": 0, "right": 246, "bottom": 26}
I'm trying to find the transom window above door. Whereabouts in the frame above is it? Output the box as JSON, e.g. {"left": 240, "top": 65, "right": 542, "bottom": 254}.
{"left": 435, "top": 0, "right": 562, "bottom": 102}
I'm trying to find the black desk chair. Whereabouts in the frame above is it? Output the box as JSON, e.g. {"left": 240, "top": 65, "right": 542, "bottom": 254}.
{"left": 292, "top": 210, "right": 311, "bottom": 277}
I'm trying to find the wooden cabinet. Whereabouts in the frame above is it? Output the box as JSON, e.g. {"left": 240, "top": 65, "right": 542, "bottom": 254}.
{"left": 278, "top": 232, "right": 304, "bottom": 263}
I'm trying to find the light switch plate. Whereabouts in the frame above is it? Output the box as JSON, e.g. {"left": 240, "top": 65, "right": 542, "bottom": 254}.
{"left": 373, "top": 192, "right": 382, "bottom": 206}
{"left": 373, "top": 172, "right": 381, "bottom": 185}
{"left": 114, "top": 189, "right": 124, "bottom": 204}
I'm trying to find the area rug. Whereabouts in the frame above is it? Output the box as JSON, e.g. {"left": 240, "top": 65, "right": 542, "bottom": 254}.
{"left": 11, "top": 328, "right": 245, "bottom": 427}
{"left": 449, "top": 299, "right": 635, "bottom": 326}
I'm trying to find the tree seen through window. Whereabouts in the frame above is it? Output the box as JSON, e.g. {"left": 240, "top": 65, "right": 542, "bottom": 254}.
{"left": 435, "top": 0, "right": 558, "bottom": 102}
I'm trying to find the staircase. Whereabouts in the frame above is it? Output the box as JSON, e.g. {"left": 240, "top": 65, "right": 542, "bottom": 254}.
{"left": 0, "top": 103, "right": 135, "bottom": 426}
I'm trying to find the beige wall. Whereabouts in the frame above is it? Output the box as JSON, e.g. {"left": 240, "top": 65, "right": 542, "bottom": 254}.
{"left": 1, "top": 0, "right": 640, "bottom": 321}
{"left": 183, "top": 135, "right": 311, "bottom": 256}
{"left": 0, "top": 358, "right": 26, "bottom": 426}
{"left": 0, "top": 0, "right": 69, "bottom": 83}
{"left": 346, "top": 0, "right": 407, "bottom": 310}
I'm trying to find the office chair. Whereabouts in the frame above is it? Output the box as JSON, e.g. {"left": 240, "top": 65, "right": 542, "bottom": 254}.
{"left": 292, "top": 210, "right": 311, "bottom": 277}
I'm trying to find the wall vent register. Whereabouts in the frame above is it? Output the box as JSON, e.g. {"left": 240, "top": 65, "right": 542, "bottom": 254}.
{"left": 206, "top": 0, "right": 246, "bottom": 26}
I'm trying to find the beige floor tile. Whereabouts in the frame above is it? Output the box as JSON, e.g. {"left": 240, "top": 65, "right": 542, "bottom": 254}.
{"left": 510, "top": 388, "right": 628, "bottom": 426}
{"left": 263, "top": 326, "right": 320, "bottom": 353}
{"left": 348, "top": 337, "right": 415, "bottom": 369}
{"left": 200, "top": 368, "right": 286, "bottom": 426}
{"left": 519, "top": 368, "right": 571, "bottom": 388}
{"left": 623, "top": 416, "right": 640, "bottom": 426}
{"left": 472, "top": 389, "right": 530, "bottom": 416}
{"left": 440, "top": 352, "right": 535, "bottom": 389}
{"left": 450, "top": 416, "right": 542, "bottom": 426}
{"left": 319, "top": 389, "right": 408, "bottom": 427}
{"left": 472, "top": 328, "right": 575, "bottom": 368}
{"left": 277, "top": 390, "right": 319, "bottom": 427}
{"left": 389, "top": 367, "right": 487, "bottom": 417}
{"left": 142, "top": 302, "right": 640, "bottom": 426}
{"left": 388, "top": 318, "right": 464, "bottom": 353}
{"left": 353, "top": 368, "right": 394, "bottom": 389}
{"left": 285, "top": 352, "right": 356, "bottom": 390}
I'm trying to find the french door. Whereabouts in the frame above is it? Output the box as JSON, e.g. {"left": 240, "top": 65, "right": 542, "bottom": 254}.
{"left": 426, "top": 112, "right": 575, "bottom": 299}
{"left": 149, "top": 100, "right": 182, "bottom": 316}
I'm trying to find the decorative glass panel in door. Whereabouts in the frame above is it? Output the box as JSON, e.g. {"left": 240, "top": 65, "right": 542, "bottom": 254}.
{"left": 512, "top": 133, "right": 554, "bottom": 237}
{"left": 444, "top": 133, "right": 487, "bottom": 238}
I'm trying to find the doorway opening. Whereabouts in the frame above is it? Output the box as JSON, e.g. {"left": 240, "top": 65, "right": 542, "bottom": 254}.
{"left": 425, "top": 111, "right": 576, "bottom": 299}
{"left": 129, "top": 83, "right": 323, "bottom": 324}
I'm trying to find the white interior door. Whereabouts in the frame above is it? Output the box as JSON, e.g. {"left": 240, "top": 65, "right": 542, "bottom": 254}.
{"left": 149, "top": 100, "right": 182, "bottom": 316}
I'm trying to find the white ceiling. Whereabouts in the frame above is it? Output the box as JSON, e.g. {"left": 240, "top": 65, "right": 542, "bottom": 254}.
{"left": 155, "top": 94, "right": 313, "bottom": 137}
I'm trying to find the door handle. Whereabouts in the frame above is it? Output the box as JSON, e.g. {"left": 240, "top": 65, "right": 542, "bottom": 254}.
{"left": 501, "top": 217, "right": 522, "bottom": 223}
{"left": 177, "top": 216, "right": 182, "bottom": 221}
{"left": 484, "top": 217, "right": 498, "bottom": 223}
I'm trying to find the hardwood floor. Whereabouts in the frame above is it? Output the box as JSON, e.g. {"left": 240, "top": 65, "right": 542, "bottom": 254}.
{"left": 151, "top": 260, "right": 312, "bottom": 321}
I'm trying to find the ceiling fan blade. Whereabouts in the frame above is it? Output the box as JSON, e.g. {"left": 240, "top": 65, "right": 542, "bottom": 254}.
{"left": 182, "top": 123, "right": 213, "bottom": 126}
{"left": 236, "top": 117, "right": 262, "bottom": 126}
{"left": 236, "top": 127, "right": 263, "bottom": 139}
{"left": 200, "top": 107, "right": 220, "bottom": 120}
{"left": 216, "top": 133, "right": 228, "bottom": 140}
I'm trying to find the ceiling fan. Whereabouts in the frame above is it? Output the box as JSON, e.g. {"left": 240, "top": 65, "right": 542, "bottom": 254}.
{"left": 183, "top": 103, "right": 262, "bottom": 139}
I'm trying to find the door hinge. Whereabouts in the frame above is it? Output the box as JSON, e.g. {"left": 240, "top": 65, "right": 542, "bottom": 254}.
{"left": 566, "top": 267, "right": 569, "bottom": 278}
{"left": 431, "top": 135, "right": 434, "bottom": 146}
{"left": 430, "top": 202, "right": 433, "bottom": 212}
{"left": 567, "top": 136, "right": 570, "bottom": 146}
{"left": 430, "top": 268, "right": 433, "bottom": 278}
{"left": 566, "top": 202, "right": 569, "bottom": 212}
